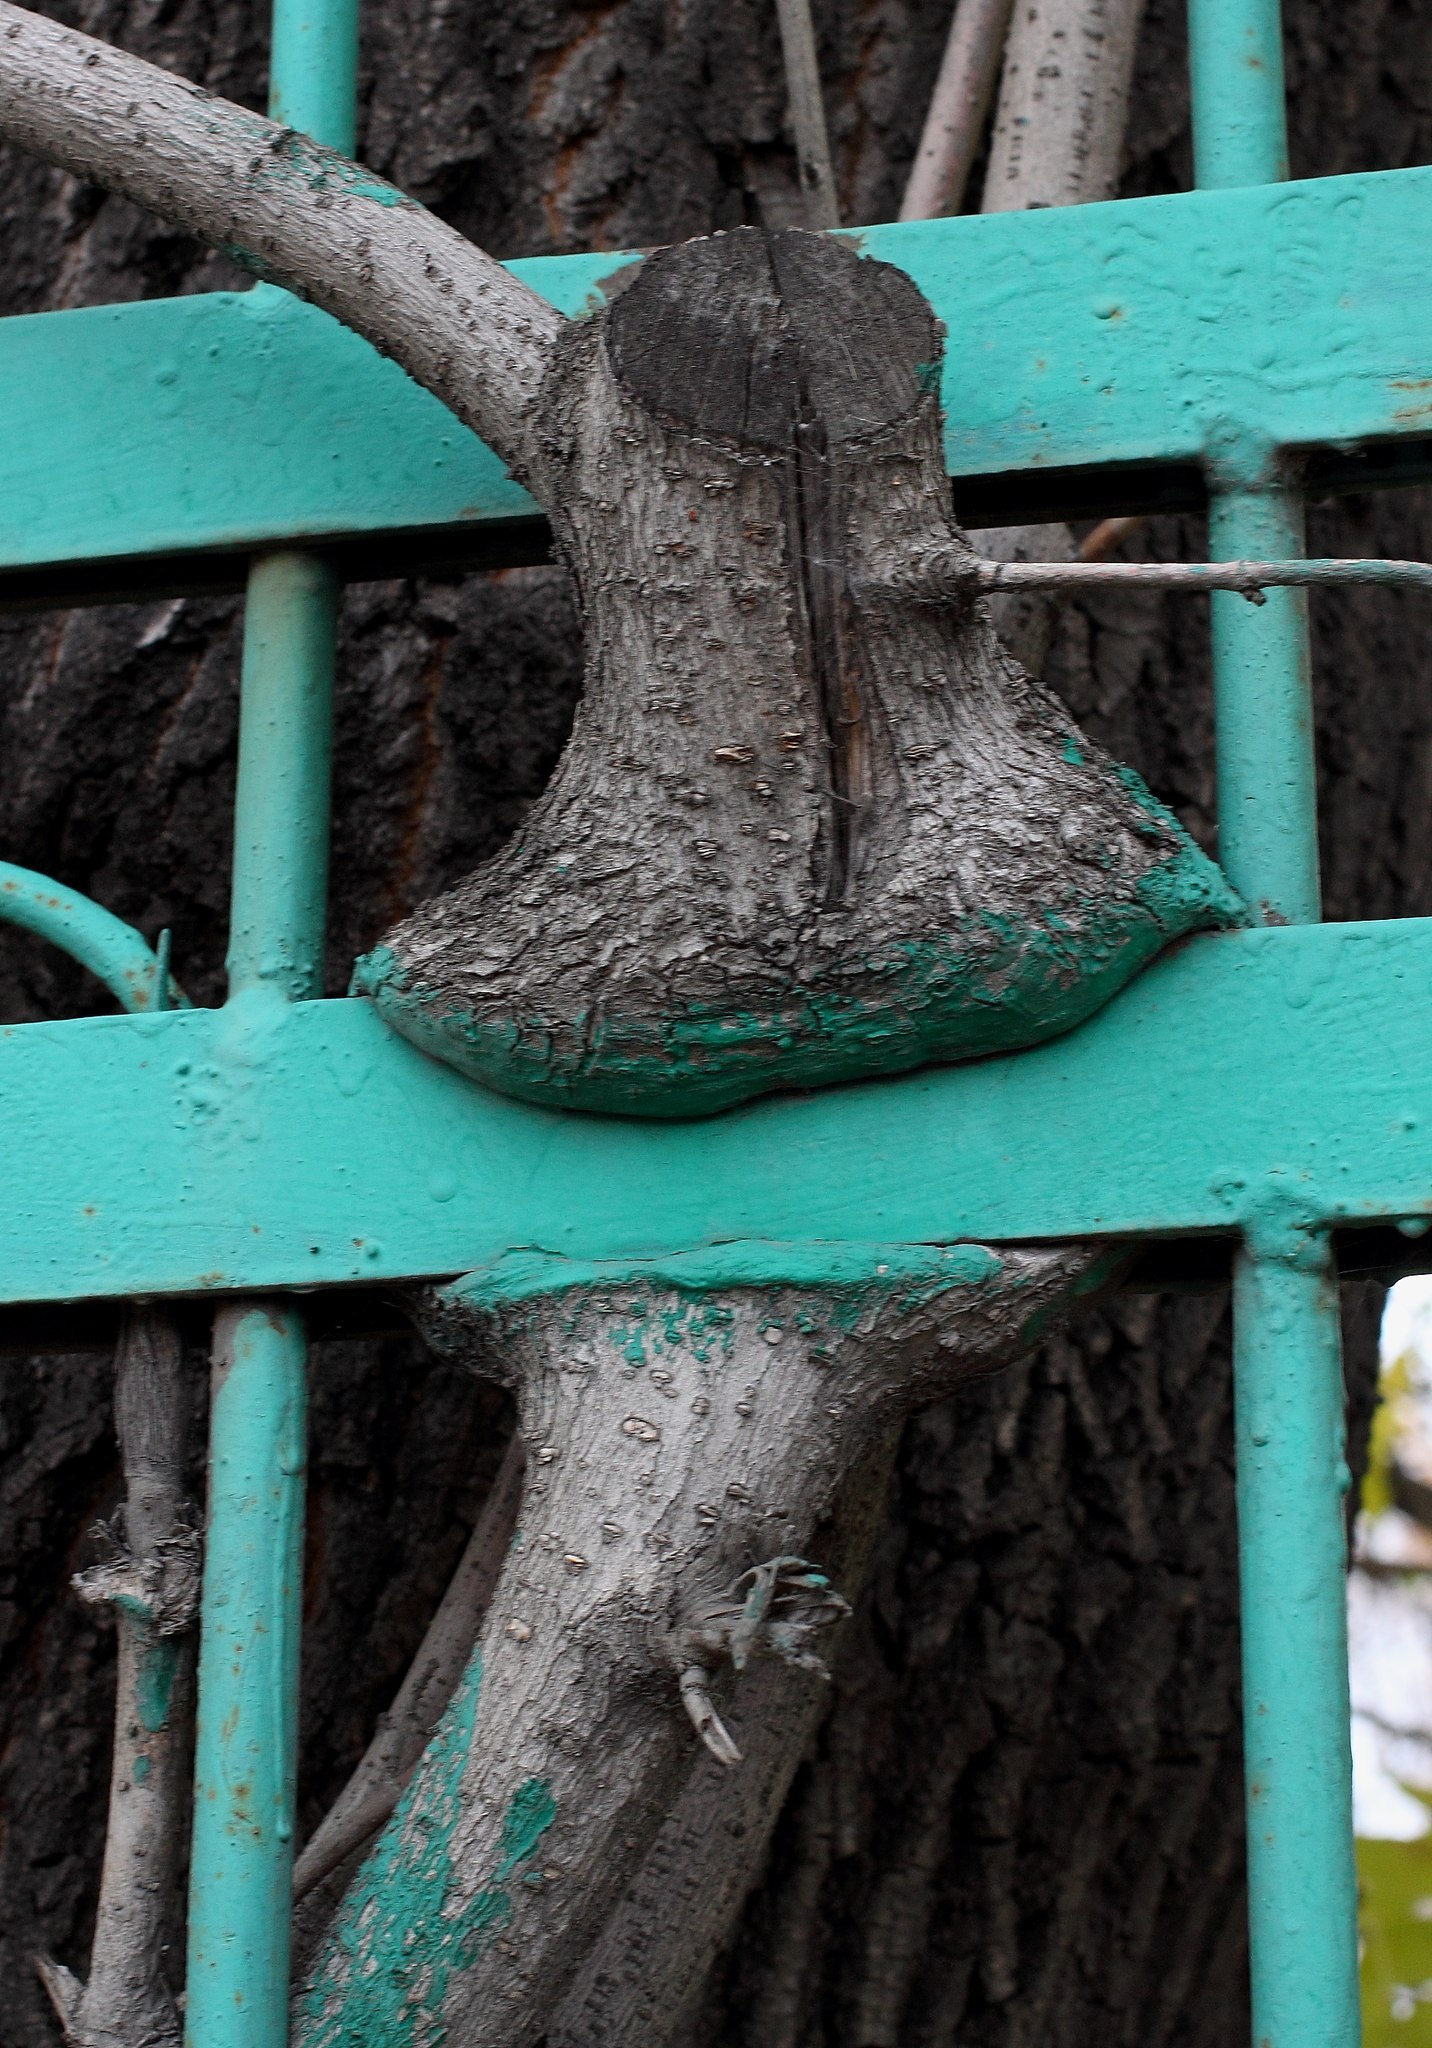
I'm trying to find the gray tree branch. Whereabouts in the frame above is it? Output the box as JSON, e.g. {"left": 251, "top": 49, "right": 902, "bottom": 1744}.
{"left": 774, "top": 0, "right": 840, "bottom": 230}
{"left": 899, "top": 0, "right": 1017, "bottom": 222}
{"left": 36, "top": 1307, "right": 197, "bottom": 2048}
{"left": 983, "top": 0, "right": 1146, "bottom": 212}
{"left": 0, "top": 1, "right": 562, "bottom": 476}
{"left": 548, "top": 1434, "right": 899, "bottom": 2048}
{"left": 293, "top": 1248, "right": 1107, "bottom": 2045}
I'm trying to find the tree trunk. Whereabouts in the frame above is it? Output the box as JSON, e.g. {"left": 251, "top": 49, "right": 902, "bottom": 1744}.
{"left": 0, "top": 0, "right": 1415, "bottom": 2042}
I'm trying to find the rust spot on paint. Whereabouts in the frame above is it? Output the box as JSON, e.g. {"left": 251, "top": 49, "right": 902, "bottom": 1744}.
{"left": 1390, "top": 380, "right": 1432, "bottom": 425}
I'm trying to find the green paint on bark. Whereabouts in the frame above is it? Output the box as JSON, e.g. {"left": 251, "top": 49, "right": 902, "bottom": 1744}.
{"left": 353, "top": 834, "right": 1241, "bottom": 1118}
{"left": 442, "top": 1240, "right": 1007, "bottom": 1315}
{"left": 136, "top": 1638, "right": 180, "bottom": 1734}
{"left": 299, "top": 1652, "right": 556, "bottom": 2044}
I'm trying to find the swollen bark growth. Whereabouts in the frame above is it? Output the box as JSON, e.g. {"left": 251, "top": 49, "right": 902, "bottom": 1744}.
{"left": 356, "top": 227, "right": 1239, "bottom": 1113}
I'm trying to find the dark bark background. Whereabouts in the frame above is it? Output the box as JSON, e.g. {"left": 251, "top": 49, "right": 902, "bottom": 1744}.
{"left": 0, "top": 0, "right": 1422, "bottom": 2040}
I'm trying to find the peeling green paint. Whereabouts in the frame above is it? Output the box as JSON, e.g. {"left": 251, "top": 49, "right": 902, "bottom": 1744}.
{"left": 354, "top": 834, "right": 1242, "bottom": 1118}
{"left": 300, "top": 1654, "right": 556, "bottom": 2045}
{"left": 137, "top": 1638, "right": 180, "bottom": 1735}
{"left": 443, "top": 1239, "right": 1007, "bottom": 1315}
{"left": 442, "top": 1241, "right": 1127, "bottom": 1357}
{"left": 246, "top": 124, "right": 413, "bottom": 209}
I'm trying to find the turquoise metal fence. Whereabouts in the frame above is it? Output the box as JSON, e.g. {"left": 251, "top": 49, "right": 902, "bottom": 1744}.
{"left": 0, "top": 0, "right": 1419, "bottom": 2036}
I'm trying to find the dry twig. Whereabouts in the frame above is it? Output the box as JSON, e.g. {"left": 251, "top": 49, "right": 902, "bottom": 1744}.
{"left": 774, "top": 0, "right": 840, "bottom": 229}
{"left": 899, "top": 0, "right": 1017, "bottom": 221}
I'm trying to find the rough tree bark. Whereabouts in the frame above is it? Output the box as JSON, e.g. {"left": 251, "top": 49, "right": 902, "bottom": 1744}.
{"left": 0, "top": 0, "right": 1415, "bottom": 2043}
{"left": 298, "top": 1246, "right": 1110, "bottom": 2043}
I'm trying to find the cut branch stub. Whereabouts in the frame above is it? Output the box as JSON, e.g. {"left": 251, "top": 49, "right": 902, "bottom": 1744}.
{"left": 356, "top": 226, "right": 1240, "bottom": 1116}
{"left": 293, "top": 1240, "right": 1114, "bottom": 2047}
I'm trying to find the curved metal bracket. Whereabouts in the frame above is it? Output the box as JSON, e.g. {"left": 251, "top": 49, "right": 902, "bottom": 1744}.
{"left": 0, "top": 860, "right": 188, "bottom": 1014}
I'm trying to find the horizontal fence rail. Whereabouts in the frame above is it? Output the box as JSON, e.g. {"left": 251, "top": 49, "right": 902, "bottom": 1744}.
{"left": 1, "top": 917, "right": 1429, "bottom": 1306}
{"left": 2, "top": 167, "right": 1432, "bottom": 599}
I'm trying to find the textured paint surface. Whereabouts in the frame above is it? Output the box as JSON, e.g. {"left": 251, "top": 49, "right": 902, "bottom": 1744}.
{"left": 446, "top": 1240, "right": 1008, "bottom": 1311}
{"left": 354, "top": 831, "right": 1241, "bottom": 1116}
{"left": 135, "top": 1638, "right": 180, "bottom": 1735}
{"left": 0, "top": 917, "right": 1430, "bottom": 1304}
{"left": 299, "top": 1654, "right": 557, "bottom": 2045}
{"left": 227, "top": 553, "right": 337, "bottom": 1001}
{"left": 2, "top": 165, "right": 1432, "bottom": 580}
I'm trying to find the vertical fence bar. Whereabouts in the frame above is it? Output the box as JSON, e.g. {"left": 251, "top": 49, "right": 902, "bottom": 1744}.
{"left": 226, "top": 553, "right": 338, "bottom": 1002}
{"left": 186, "top": 1304, "right": 309, "bottom": 2045}
{"left": 1188, "top": 3, "right": 1361, "bottom": 2045}
{"left": 269, "top": 0, "right": 359, "bottom": 155}
{"left": 1234, "top": 1236, "right": 1359, "bottom": 2048}
{"left": 184, "top": 8, "right": 355, "bottom": 2043}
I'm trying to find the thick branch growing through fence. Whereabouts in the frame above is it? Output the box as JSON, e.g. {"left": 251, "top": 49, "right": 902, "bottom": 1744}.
{"left": 0, "top": 19, "right": 1246, "bottom": 2044}
{"left": 294, "top": 1246, "right": 1114, "bottom": 2046}
{"left": 354, "top": 227, "right": 1241, "bottom": 1115}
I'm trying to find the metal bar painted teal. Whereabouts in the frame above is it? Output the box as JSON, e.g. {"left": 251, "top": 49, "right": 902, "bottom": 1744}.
{"left": 227, "top": 552, "right": 337, "bottom": 1002}
{"left": 185, "top": 1302, "right": 307, "bottom": 2048}
{"left": 1190, "top": 0, "right": 1318, "bottom": 928}
{"left": 269, "top": 0, "right": 358, "bottom": 151}
{"left": 1233, "top": 1238, "right": 1361, "bottom": 2048}
{"left": 3, "top": 165, "right": 1432, "bottom": 582}
{"left": 1208, "top": 482, "right": 1321, "bottom": 925}
{"left": 184, "top": 577, "right": 331, "bottom": 2033}
{"left": 1189, "top": 4, "right": 1359, "bottom": 2043}
{"left": 1188, "top": 0, "right": 1289, "bottom": 188}
{"left": 187, "top": 0, "right": 355, "bottom": 2024}
{"left": 0, "top": 860, "right": 185, "bottom": 1013}
{"left": 186, "top": 567, "right": 335, "bottom": 2048}
{"left": 1, "top": 918, "right": 1430, "bottom": 1305}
